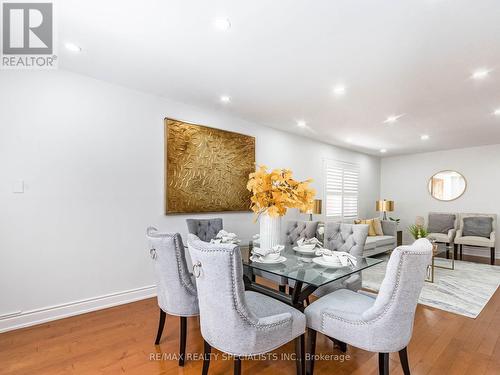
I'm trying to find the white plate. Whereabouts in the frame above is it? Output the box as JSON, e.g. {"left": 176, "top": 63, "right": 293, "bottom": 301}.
{"left": 312, "top": 257, "right": 345, "bottom": 268}
{"left": 293, "top": 246, "right": 317, "bottom": 254}
{"left": 251, "top": 255, "right": 287, "bottom": 264}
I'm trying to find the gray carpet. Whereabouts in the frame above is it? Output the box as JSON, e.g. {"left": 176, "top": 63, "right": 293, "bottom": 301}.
{"left": 362, "top": 255, "right": 500, "bottom": 318}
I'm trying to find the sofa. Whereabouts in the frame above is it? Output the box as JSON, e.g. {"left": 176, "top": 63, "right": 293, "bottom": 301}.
{"left": 362, "top": 220, "right": 398, "bottom": 257}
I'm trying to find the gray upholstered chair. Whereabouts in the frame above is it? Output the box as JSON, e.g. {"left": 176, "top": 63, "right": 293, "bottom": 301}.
{"left": 313, "top": 223, "right": 369, "bottom": 297}
{"left": 454, "top": 213, "right": 497, "bottom": 265}
{"left": 146, "top": 227, "right": 199, "bottom": 367}
{"left": 282, "top": 221, "right": 320, "bottom": 246}
{"left": 187, "top": 234, "right": 306, "bottom": 375}
{"left": 305, "top": 238, "right": 432, "bottom": 375}
{"left": 186, "top": 218, "right": 223, "bottom": 242}
{"left": 256, "top": 221, "right": 320, "bottom": 294}
{"left": 426, "top": 212, "right": 458, "bottom": 258}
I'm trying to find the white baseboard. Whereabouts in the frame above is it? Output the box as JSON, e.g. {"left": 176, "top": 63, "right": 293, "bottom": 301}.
{"left": 0, "top": 285, "right": 157, "bottom": 333}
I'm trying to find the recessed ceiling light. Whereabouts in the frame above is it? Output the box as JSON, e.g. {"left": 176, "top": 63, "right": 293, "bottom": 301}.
{"left": 333, "top": 85, "right": 346, "bottom": 96}
{"left": 297, "top": 120, "right": 307, "bottom": 128}
{"left": 346, "top": 137, "right": 353, "bottom": 143}
{"left": 420, "top": 134, "right": 430, "bottom": 140}
{"left": 380, "top": 149, "right": 387, "bottom": 153}
{"left": 494, "top": 108, "right": 500, "bottom": 116}
{"left": 65, "top": 42, "right": 81, "bottom": 52}
{"left": 220, "top": 95, "right": 231, "bottom": 103}
{"left": 471, "top": 69, "right": 491, "bottom": 80}
{"left": 214, "top": 18, "right": 231, "bottom": 31}
{"left": 383, "top": 114, "right": 404, "bottom": 124}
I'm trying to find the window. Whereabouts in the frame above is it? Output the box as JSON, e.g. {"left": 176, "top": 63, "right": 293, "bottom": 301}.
{"left": 324, "top": 160, "right": 359, "bottom": 219}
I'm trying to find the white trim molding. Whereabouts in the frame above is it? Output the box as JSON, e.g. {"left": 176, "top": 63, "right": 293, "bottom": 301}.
{"left": 0, "top": 285, "right": 157, "bottom": 333}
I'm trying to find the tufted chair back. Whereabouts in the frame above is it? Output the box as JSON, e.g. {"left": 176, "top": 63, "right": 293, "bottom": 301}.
{"left": 187, "top": 234, "right": 294, "bottom": 355}
{"left": 283, "top": 221, "right": 320, "bottom": 246}
{"left": 324, "top": 222, "right": 369, "bottom": 257}
{"left": 146, "top": 227, "right": 199, "bottom": 317}
{"left": 186, "top": 218, "right": 223, "bottom": 242}
{"left": 358, "top": 238, "right": 432, "bottom": 351}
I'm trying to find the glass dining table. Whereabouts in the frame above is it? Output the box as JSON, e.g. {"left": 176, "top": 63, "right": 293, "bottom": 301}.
{"left": 239, "top": 243, "right": 383, "bottom": 311}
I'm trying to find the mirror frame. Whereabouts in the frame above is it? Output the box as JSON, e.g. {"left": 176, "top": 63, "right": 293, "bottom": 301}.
{"left": 428, "top": 170, "right": 467, "bottom": 202}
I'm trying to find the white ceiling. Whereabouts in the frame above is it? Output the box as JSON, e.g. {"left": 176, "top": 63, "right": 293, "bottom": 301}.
{"left": 58, "top": 0, "right": 500, "bottom": 156}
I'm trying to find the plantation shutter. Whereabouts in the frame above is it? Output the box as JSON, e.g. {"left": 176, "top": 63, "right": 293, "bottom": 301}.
{"left": 325, "top": 160, "right": 359, "bottom": 219}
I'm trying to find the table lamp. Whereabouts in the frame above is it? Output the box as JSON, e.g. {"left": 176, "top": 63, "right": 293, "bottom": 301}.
{"left": 376, "top": 199, "right": 394, "bottom": 220}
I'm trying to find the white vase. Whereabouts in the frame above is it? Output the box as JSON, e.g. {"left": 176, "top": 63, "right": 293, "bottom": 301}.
{"left": 259, "top": 213, "right": 282, "bottom": 251}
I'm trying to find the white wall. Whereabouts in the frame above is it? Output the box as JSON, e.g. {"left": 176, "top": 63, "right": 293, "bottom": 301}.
{"left": 381, "top": 144, "right": 500, "bottom": 258}
{"left": 0, "top": 70, "right": 381, "bottom": 331}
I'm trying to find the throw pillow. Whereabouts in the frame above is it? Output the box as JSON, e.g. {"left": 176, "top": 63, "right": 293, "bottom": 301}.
{"left": 354, "top": 219, "right": 377, "bottom": 236}
{"left": 463, "top": 217, "right": 493, "bottom": 238}
{"left": 427, "top": 213, "right": 456, "bottom": 234}
{"left": 372, "top": 218, "right": 384, "bottom": 236}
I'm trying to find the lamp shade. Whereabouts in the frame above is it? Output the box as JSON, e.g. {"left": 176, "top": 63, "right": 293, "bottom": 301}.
{"left": 312, "top": 199, "right": 322, "bottom": 215}
{"left": 376, "top": 199, "right": 394, "bottom": 212}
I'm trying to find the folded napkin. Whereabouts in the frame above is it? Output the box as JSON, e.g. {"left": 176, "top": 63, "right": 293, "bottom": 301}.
{"left": 315, "top": 249, "right": 357, "bottom": 266}
{"left": 210, "top": 230, "right": 241, "bottom": 244}
{"left": 297, "top": 237, "right": 323, "bottom": 248}
{"left": 252, "top": 244, "right": 284, "bottom": 257}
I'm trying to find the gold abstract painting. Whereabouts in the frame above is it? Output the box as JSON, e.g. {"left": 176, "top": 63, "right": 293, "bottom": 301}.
{"left": 165, "top": 118, "right": 255, "bottom": 214}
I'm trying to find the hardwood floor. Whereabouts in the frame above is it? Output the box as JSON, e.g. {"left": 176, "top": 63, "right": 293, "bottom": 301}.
{"left": 1, "top": 274, "right": 499, "bottom": 375}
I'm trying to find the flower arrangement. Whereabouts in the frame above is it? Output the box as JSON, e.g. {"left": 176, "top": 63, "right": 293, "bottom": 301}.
{"left": 408, "top": 224, "right": 428, "bottom": 239}
{"left": 247, "top": 165, "right": 316, "bottom": 218}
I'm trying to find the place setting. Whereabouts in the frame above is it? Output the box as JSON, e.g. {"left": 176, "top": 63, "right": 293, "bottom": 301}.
{"left": 312, "top": 248, "right": 358, "bottom": 269}
{"left": 250, "top": 244, "right": 287, "bottom": 264}
{"left": 293, "top": 237, "right": 323, "bottom": 254}
{"left": 209, "top": 230, "right": 241, "bottom": 244}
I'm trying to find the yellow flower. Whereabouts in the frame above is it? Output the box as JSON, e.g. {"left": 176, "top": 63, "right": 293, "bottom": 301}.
{"left": 247, "top": 165, "right": 316, "bottom": 218}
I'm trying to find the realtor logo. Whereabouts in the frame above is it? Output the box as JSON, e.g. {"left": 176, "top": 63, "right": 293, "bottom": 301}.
{"left": 1, "top": 1, "right": 57, "bottom": 69}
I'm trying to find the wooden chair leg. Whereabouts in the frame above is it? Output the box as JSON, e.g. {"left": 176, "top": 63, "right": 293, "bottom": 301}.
{"left": 399, "top": 347, "right": 411, "bottom": 375}
{"left": 306, "top": 328, "right": 317, "bottom": 375}
{"left": 460, "top": 244, "right": 463, "bottom": 260}
{"left": 454, "top": 243, "right": 458, "bottom": 260}
{"left": 202, "top": 340, "right": 211, "bottom": 375}
{"left": 378, "top": 352, "right": 389, "bottom": 375}
{"left": 234, "top": 357, "right": 242, "bottom": 375}
{"left": 154, "top": 309, "right": 166, "bottom": 345}
{"left": 179, "top": 316, "right": 187, "bottom": 366}
{"left": 295, "top": 334, "right": 305, "bottom": 375}
{"left": 491, "top": 247, "right": 495, "bottom": 265}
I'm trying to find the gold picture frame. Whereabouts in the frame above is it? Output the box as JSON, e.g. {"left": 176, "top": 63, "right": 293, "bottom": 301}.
{"left": 164, "top": 118, "right": 255, "bottom": 214}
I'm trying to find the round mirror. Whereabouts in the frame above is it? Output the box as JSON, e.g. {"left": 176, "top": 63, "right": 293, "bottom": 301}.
{"left": 428, "top": 170, "right": 466, "bottom": 201}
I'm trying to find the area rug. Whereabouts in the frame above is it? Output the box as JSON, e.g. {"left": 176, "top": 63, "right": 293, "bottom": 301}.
{"left": 362, "top": 255, "right": 500, "bottom": 318}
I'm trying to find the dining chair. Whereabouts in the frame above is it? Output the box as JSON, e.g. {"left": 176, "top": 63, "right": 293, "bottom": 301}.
{"left": 313, "top": 222, "right": 369, "bottom": 297}
{"left": 253, "top": 220, "right": 320, "bottom": 294}
{"left": 283, "top": 221, "right": 320, "bottom": 246}
{"left": 186, "top": 218, "right": 223, "bottom": 242}
{"left": 304, "top": 238, "right": 432, "bottom": 375}
{"left": 146, "top": 227, "right": 199, "bottom": 367}
{"left": 187, "top": 234, "right": 307, "bottom": 375}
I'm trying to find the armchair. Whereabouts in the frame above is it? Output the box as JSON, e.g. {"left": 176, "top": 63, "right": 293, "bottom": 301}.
{"left": 426, "top": 212, "right": 458, "bottom": 258}
{"left": 454, "top": 213, "right": 496, "bottom": 265}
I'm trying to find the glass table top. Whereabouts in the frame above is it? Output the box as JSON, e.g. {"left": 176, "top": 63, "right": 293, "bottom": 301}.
{"left": 240, "top": 245, "right": 383, "bottom": 288}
